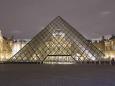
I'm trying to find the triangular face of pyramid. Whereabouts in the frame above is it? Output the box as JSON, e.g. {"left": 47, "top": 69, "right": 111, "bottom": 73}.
{"left": 9, "top": 16, "right": 104, "bottom": 64}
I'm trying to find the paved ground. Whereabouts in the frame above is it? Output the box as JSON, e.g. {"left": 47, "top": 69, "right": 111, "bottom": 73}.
{"left": 0, "top": 64, "right": 115, "bottom": 86}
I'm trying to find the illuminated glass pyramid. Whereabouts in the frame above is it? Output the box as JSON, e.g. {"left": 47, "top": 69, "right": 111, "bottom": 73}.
{"left": 9, "top": 16, "right": 104, "bottom": 64}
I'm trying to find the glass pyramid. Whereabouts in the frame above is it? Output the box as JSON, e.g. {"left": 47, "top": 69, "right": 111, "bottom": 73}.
{"left": 9, "top": 16, "right": 104, "bottom": 64}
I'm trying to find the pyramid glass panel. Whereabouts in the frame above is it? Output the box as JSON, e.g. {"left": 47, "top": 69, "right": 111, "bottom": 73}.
{"left": 9, "top": 16, "right": 104, "bottom": 64}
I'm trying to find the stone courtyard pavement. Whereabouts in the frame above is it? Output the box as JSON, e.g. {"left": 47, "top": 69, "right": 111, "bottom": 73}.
{"left": 0, "top": 64, "right": 115, "bottom": 86}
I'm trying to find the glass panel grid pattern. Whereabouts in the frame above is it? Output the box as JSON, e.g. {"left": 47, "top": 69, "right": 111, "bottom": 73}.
{"left": 8, "top": 16, "right": 104, "bottom": 64}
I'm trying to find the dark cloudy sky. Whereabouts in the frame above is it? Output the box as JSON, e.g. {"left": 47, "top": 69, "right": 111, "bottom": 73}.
{"left": 0, "top": 0, "right": 115, "bottom": 39}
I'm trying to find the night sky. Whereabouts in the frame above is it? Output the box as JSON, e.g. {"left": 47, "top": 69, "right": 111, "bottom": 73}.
{"left": 0, "top": 0, "right": 115, "bottom": 39}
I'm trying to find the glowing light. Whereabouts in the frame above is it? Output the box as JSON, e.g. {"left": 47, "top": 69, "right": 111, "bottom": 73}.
{"left": 53, "top": 31, "right": 65, "bottom": 37}
{"left": 12, "top": 44, "right": 21, "bottom": 55}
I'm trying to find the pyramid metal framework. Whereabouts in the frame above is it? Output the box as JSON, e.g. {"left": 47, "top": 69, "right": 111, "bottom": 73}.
{"left": 9, "top": 16, "right": 104, "bottom": 64}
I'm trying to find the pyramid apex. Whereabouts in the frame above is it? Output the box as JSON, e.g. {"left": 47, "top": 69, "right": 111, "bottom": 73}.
{"left": 50, "top": 16, "right": 65, "bottom": 25}
{"left": 57, "top": 16, "right": 62, "bottom": 18}
{"left": 55, "top": 16, "right": 63, "bottom": 19}
{"left": 52, "top": 16, "right": 66, "bottom": 23}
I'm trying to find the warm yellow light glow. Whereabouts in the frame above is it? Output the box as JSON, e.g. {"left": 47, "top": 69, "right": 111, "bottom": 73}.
{"left": 12, "top": 44, "right": 21, "bottom": 55}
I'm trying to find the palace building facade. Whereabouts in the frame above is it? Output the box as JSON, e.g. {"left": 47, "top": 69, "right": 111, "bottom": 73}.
{"left": 0, "top": 31, "right": 29, "bottom": 61}
{"left": 93, "top": 35, "right": 115, "bottom": 60}
{"left": 0, "top": 30, "right": 13, "bottom": 61}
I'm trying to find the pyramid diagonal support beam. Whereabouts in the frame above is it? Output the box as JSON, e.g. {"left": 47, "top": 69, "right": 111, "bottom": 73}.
{"left": 8, "top": 16, "right": 104, "bottom": 64}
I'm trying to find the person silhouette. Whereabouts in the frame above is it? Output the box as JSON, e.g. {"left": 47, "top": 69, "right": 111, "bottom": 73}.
{"left": 111, "top": 58, "right": 115, "bottom": 65}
